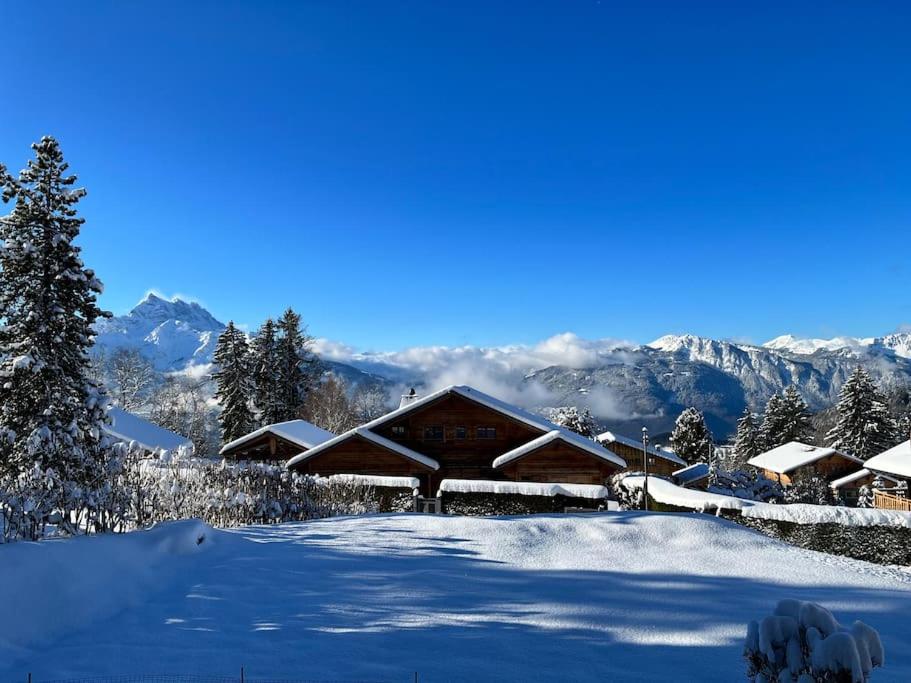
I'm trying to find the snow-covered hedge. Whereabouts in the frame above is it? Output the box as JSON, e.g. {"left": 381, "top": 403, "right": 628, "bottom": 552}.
{"left": 614, "top": 474, "right": 911, "bottom": 565}
{"left": 0, "top": 443, "right": 416, "bottom": 542}
{"left": 618, "top": 475, "right": 911, "bottom": 529}
{"left": 745, "top": 599, "right": 884, "bottom": 682}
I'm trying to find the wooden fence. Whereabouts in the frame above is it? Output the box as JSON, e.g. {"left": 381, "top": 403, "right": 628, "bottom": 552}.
{"left": 873, "top": 489, "right": 911, "bottom": 511}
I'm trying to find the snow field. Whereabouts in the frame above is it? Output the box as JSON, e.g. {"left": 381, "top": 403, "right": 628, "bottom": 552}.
{"left": 2, "top": 513, "right": 911, "bottom": 681}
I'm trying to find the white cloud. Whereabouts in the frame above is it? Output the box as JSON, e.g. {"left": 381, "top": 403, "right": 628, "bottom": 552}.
{"left": 313, "top": 333, "right": 641, "bottom": 418}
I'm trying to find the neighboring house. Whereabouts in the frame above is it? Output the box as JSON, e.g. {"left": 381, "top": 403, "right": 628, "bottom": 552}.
{"left": 864, "top": 439, "right": 911, "bottom": 484}
{"left": 747, "top": 441, "right": 862, "bottom": 486}
{"left": 220, "top": 419, "right": 336, "bottom": 461}
{"left": 829, "top": 468, "right": 902, "bottom": 507}
{"left": 287, "top": 385, "right": 627, "bottom": 498}
{"left": 596, "top": 430, "right": 685, "bottom": 476}
{"left": 106, "top": 406, "right": 193, "bottom": 454}
{"left": 673, "top": 462, "right": 710, "bottom": 490}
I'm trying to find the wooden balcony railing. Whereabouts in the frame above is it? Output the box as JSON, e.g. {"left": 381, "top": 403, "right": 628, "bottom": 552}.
{"left": 873, "top": 489, "right": 911, "bottom": 511}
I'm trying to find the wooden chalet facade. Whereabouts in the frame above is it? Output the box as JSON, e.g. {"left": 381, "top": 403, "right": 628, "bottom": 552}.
{"left": 287, "top": 385, "right": 627, "bottom": 497}
{"left": 220, "top": 419, "right": 335, "bottom": 461}
{"left": 747, "top": 442, "right": 863, "bottom": 486}
{"left": 596, "top": 430, "right": 686, "bottom": 477}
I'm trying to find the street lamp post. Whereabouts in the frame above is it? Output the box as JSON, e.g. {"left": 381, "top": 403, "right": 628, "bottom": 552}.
{"left": 641, "top": 426, "right": 650, "bottom": 512}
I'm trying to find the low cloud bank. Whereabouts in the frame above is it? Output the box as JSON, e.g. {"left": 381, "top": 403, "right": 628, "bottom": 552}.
{"left": 313, "top": 333, "right": 642, "bottom": 419}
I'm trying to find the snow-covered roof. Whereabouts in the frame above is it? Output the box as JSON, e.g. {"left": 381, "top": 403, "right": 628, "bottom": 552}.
{"left": 828, "top": 468, "right": 901, "bottom": 489}
{"left": 364, "top": 384, "right": 621, "bottom": 460}
{"left": 437, "top": 479, "right": 609, "bottom": 500}
{"left": 673, "top": 462, "right": 710, "bottom": 484}
{"left": 746, "top": 441, "right": 862, "bottom": 475}
{"left": 492, "top": 430, "right": 626, "bottom": 470}
{"left": 286, "top": 427, "right": 440, "bottom": 471}
{"left": 289, "top": 384, "right": 626, "bottom": 473}
{"left": 106, "top": 407, "right": 193, "bottom": 453}
{"left": 864, "top": 440, "right": 911, "bottom": 479}
{"left": 219, "top": 419, "right": 335, "bottom": 456}
{"left": 597, "top": 430, "right": 686, "bottom": 466}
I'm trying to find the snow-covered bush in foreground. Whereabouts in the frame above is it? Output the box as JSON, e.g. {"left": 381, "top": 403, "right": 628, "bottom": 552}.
{"left": 1, "top": 439, "right": 414, "bottom": 541}
{"left": 745, "top": 600, "right": 884, "bottom": 682}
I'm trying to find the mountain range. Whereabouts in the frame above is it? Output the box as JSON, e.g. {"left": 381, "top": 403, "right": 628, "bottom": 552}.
{"left": 93, "top": 294, "right": 911, "bottom": 439}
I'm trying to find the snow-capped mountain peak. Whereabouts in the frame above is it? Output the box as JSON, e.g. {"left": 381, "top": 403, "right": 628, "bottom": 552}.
{"left": 94, "top": 294, "right": 225, "bottom": 371}
{"left": 129, "top": 293, "right": 224, "bottom": 331}
{"left": 762, "top": 332, "right": 911, "bottom": 359}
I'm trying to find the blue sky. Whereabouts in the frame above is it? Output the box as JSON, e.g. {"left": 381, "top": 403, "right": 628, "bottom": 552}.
{"left": 2, "top": 1, "right": 909, "bottom": 350}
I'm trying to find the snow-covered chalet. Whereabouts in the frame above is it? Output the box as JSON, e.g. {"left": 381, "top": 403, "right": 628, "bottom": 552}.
{"left": 286, "top": 385, "right": 628, "bottom": 498}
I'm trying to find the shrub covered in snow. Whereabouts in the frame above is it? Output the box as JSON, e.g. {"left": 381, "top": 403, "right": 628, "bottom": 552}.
{"left": 1, "top": 440, "right": 414, "bottom": 541}
{"left": 784, "top": 472, "right": 834, "bottom": 506}
{"left": 745, "top": 599, "right": 884, "bottom": 682}
{"left": 711, "top": 468, "right": 783, "bottom": 502}
{"left": 611, "top": 471, "right": 645, "bottom": 510}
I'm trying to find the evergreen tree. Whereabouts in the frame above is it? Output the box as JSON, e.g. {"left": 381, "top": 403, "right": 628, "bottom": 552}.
{"left": 251, "top": 319, "right": 282, "bottom": 426}
{"left": 213, "top": 322, "right": 255, "bottom": 444}
{"left": 762, "top": 387, "right": 813, "bottom": 448}
{"left": 670, "top": 407, "right": 713, "bottom": 465}
{"left": 732, "top": 408, "right": 760, "bottom": 469}
{"left": 547, "top": 406, "right": 597, "bottom": 438}
{"left": 826, "top": 367, "right": 897, "bottom": 459}
{"left": 0, "top": 137, "right": 112, "bottom": 533}
{"left": 274, "top": 307, "right": 318, "bottom": 422}
{"left": 780, "top": 386, "right": 815, "bottom": 444}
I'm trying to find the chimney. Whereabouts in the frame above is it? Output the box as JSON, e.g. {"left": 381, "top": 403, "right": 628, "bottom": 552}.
{"left": 399, "top": 387, "right": 419, "bottom": 409}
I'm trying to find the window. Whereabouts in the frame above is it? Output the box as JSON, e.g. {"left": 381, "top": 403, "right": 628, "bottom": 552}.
{"left": 454, "top": 426, "right": 467, "bottom": 439}
{"left": 391, "top": 425, "right": 406, "bottom": 437}
{"left": 423, "top": 425, "right": 444, "bottom": 441}
{"left": 476, "top": 426, "right": 497, "bottom": 439}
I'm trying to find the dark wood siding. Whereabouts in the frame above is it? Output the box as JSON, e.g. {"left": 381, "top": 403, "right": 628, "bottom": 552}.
{"left": 222, "top": 434, "right": 308, "bottom": 461}
{"left": 292, "top": 434, "right": 434, "bottom": 489}
{"left": 608, "top": 441, "right": 681, "bottom": 477}
{"left": 498, "top": 440, "right": 622, "bottom": 485}
{"left": 373, "top": 393, "right": 546, "bottom": 484}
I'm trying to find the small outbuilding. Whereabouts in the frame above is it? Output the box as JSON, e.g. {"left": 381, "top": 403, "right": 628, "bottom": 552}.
{"left": 672, "top": 462, "right": 710, "bottom": 490}
{"left": 220, "top": 419, "right": 335, "bottom": 461}
{"left": 596, "top": 430, "right": 685, "bottom": 476}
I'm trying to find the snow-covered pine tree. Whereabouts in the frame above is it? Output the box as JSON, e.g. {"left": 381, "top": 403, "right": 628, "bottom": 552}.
{"left": 213, "top": 322, "right": 255, "bottom": 444}
{"left": 780, "top": 386, "right": 814, "bottom": 444}
{"left": 0, "top": 137, "right": 114, "bottom": 536}
{"left": 732, "top": 408, "right": 760, "bottom": 469}
{"left": 547, "top": 406, "right": 597, "bottom": 438}
{"left": 759, "top": 393, "right": 785, "bottom": 450}
{"left": 761, "top": 387, "right": 813, "bottom": 449}
{"left": 827, "top": 367, "right": 898, "bottom": 459}
{"left": 670, "top": 407, "right": 713, "bottom": 465}
{"left": 275, "top": 307, "right": 319, "bottom": 422}
{"left": 251, "top": 319, "right": 283, "bottom": 426}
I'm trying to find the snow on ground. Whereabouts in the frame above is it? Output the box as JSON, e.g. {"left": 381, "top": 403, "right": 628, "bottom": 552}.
{"left": 3, "top": 513, "right": 911, "bottom": 682}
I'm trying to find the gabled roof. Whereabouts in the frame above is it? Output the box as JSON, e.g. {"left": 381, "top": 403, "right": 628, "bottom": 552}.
{"left": 220, "top": 419, "right": 335, "bottom": 456}
{"left": 106, "top": 407, "right": 192, "bottom": 453}
{"left": 286, "top": 427, "right": 440, "bottom": 471}
{"left": 285, "top": 384, "right": 627, "bottom": 473}
{"left": 864, "top": 440, "right": 911, "bottom": 479}
{"left": 597, "top": 430, "right": 686, "bottom": 466}
{"left": 673, "top": 462, "right": 710, "bottom": 484}
{"left": 747, "top": 441, "right": 862, "bottom": 475}
{"left": 363, "top": 384, "right": 617, "bottom": 456}
{"left": 829, "top": 468, "right": 902, "bottom": 489}
{"left": 492, "top": 430, "right": 627, "bottom": 470}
